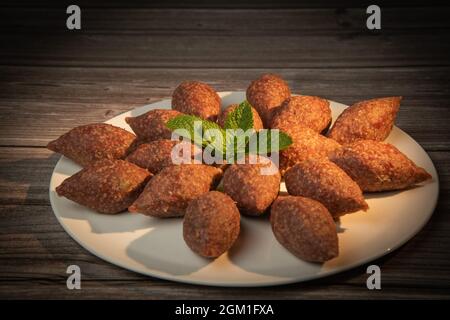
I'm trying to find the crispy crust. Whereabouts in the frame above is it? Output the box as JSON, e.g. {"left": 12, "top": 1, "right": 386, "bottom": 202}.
{"left": 47, "top": 123, "right": 136, "bottom": 167}
{"left": 246, "top": 74, "right": 291, "bottom": 127}
{"left": 125, "top": 109, "right": 182, "bottom": 142}
{"left": 128, "top": 164, "right": 222, "bottom": 218}
{"left": 183, "top": 191, "right": 240, "bottom": 258}
{"left": 327, "top": 96, "right": 402, "bottom": 144}
{"left": 222, "top": 159, "right": 281, "bottom": 216}
{"left": 125, "top": 139, "right": 200, "bottom": 173}
{"left": 270, "top": 96, "right": 332, "bottom": 133}
{"left": 217, "top": 104, "right": 264, "bottom": 130}
{"left": 329, "top": 140, "right": 432, "bottom": 192}
{"left": 172, "top": 81, "right": 221, "bottom": 121}
{"left": 284, "top": 158, "right": 368, "bottom": 218}
{"left": 277, "top": 125, "right": 341, "bottom": 175}
{"left": 271, "top": 196, "right": 338, "bottom": 262}
{"left": 56, "top": 159, "right": 151, "bottom": 214}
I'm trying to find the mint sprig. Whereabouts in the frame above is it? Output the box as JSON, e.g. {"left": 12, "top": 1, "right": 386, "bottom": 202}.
{"left": 166, "top": 101, "right": 293, "bottom": 159}
{"left": 166, "top": 114, "right": 226, "bottom": 153}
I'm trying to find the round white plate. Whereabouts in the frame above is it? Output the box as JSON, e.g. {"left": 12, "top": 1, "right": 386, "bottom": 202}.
{"left": 49, "top": 91, "right": 439, "bottom": 287}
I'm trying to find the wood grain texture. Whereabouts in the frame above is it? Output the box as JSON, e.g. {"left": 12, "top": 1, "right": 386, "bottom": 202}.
{"left": 1, "top": 7, "right": 450, "bottom": 34}
{"left": 0, "top": 3, "right": 449, "bottom": 299}
{"left": 1, "top": 7, "right": 449, "bottom": 68}
{"left": 2, "top": 33, "right": 450, "bottom": 68}
{"left": 1, "top": 66, "right": 449, "bottom": 149}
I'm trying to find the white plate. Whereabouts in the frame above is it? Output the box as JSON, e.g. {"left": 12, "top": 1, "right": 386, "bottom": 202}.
{"left": 49, "top": 91, "right": 439, "bottom": 287}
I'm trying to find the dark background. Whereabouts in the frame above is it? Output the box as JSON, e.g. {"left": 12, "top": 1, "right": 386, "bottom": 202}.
{"left": 0, "top": 0, "right": 449, "bottom": 299}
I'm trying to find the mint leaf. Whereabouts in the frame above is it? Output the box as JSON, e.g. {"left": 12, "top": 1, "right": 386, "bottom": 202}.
{"left": 224, "top": 100, "right": 254, "bottom": 131}
{"left": 166, "top": 111, "right": 293, "bottom": 162}
{"left": 166, "top": 115, "right": 226, "bottom": 154}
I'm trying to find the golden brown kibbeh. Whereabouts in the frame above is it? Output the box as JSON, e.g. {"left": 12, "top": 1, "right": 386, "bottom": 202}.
{"left": 284, "top": 158, "right": 368, "bottom": 218}
{"left": 217, "top": 103, "right": 264, "bottom": 130}
{"left": 277, "top": 125, "right": 341, "bottom": 175}
{"left": 270, "top": 96, "right": 332, "bottom": 133}
{"left": 125, "top": 139, "right": 200, "bottom": 173}
{"left": 128, "top": 164, "right": 222, "bottom": 218}
{"left": 246, "top": 74, "right": 291, "bottom": 127}
{"left": 183, "top": 191, "right": 240, "bottom": 258}
{"left": 271, "top": 196, "right": 338, "bottom": 262}
{"left": 330, "top": 140, "right": 432, "bottom": 192}
{"left": 56, "top": 159, "right": 151, "bottom": 214}
{"left": 172, "top": 81, "right": 221, "bottom": 121}
{"left": 327, "top": 96, "right": 402, "bottom": 144}
{"left": 47, "top": 123, "right": 136, "bottom": 167}
{"left": 125, "top": 109, "right": 182, "bottom": 142}
{"left": 223, "top": 159, "right": 281, "bottom": 216}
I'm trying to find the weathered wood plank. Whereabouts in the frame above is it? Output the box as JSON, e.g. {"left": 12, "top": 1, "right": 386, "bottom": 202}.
{"left": 0, "top": 280, "right": 449, "bottom": 299}
{"left": 1, "top": 7, "right": 449, "bottom": 35}
{"left": 2, "top": 32, "right": 449, "bottom": 68}
{"left": 0, "top": 66, "right": 449, "bottom": 149}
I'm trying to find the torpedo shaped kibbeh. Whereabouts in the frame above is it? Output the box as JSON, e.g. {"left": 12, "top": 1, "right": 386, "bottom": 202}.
{"left": 56, "top": 159, "right": 151, "bottom": 214}
{"left": 270, "top": 95, "right": 332, "bottom": 133}
{"left": 246, "top": 74, "right": 291, "bottom": 127}
{"left": 47, "top": 123, "right": 136, "bottom": 167}
{"left": 327, "top": 96, "right": 402, "bottom": 144}
{"left": 128, "top": 164, "right": 222, "bottom": 218}
{"left": 277, "top": 125, "right": 341, "bottom": 175}
{"left": 183, "top": 191, "right": 240, "bottom": 258}
{"left": 222, "top": 158, "right": 281, "bottom": 216}
{"left": 217, "top": 103, "right": 264, "bottom": 130}
{"left": 329, "top": 140, "right": 432, "bottom": 192}
{"left": 172, "top": 81, "right": 221, "bottom": 121}
{"left": 284, "top": 158, "right": 368, "bottom": 218}
{"left": 126, "top": 139, "right": 200, "bottom": 173}
{"left": 125, "top": 109, "right": 182, "bottom": 142}
{"left": 271, "top": 196, "right": 338, "bottom": 263}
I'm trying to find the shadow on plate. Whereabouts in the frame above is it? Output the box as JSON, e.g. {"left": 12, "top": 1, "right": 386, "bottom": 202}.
{"left": 125, "top": 219, "right": 213, "bottom": 276}
{"left": 363, "top": 185, "right": 423, "bottom": 200}
{"left": 52, "top": 190, "right": 157, "bottom": 234}
{"left": 227, "top": 216, "right": 325, "bottom": 279}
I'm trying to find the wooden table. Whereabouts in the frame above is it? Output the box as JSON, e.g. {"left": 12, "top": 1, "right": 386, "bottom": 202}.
{"left": 1, "top": 1, "right": 449, "bottom": 299}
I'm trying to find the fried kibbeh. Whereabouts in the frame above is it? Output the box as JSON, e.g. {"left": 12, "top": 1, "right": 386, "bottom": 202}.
{"left": 330, "top": 140, "right": 432, "bottom": 192}
{"left": 223, "top": 158, "right": 281, "bottom": 216}
{"left": 246, "top": 74, "right": 291, "bottom": 127}
{"left": 172, "top": 81, "right": 221, "bottom": 121}
{"left": 56, "top": 159, "right": 151, "bottom": 214}
{"left": 128, "top": 164, "right": 222, "bottom": 218}
{"left": 125, "top": 139, "right": 200, "bottom": 173}
{"left": 125, "top": 109, "right": 182, "bottom": 142}
{"left": 183, "top": 191, "right": 240, "bottom": 258}
{"left": 271, "top": 196, "right": 338, "bottom": 262}
{"left": 270, "top": 96, "right": 332, "bottom": 133}
{"left": 328, "top": 96, "right": 402, "bottom": 144}
{"left": 217, "top": 103, "right": 264, "bottom": 130}
{"left": 284, "top": 158, "right": 368, "bottom": 218}
{"left": 47, "top": 123, "right": 136, "bottom": 167}
{"left": 277, "top": 125, "right": 341, "bottom": 175}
